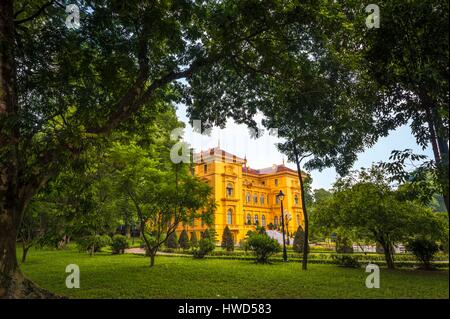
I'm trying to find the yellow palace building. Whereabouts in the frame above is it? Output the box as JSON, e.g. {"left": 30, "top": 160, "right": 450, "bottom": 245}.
{"left": 178, "top": 147, "right": 306, "bottom": 244}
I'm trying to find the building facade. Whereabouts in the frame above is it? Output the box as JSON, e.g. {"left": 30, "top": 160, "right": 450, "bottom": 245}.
{"left": 177, "top": 147, "right": 306, "bottom": 244}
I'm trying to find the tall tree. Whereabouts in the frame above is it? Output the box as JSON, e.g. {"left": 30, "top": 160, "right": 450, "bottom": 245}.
{"left": 363, "top": 0, "right": 449, "bottom": 211}
{"left": 1, "top": 0, "right": 323, "bottom": 296}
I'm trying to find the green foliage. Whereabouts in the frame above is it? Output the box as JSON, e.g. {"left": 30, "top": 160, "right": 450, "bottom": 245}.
{"left": 166, "top": 232, "right": 179, "bottom": 249}
{"left": 111, "top": 235, "right": 129, "bottom": 254}
{"left": 179, "top": 230, "right": 190, "bottom": 250}
{"left": 221, "top": 226, "right": 234, "bottom": 252}
{"left": 247, "top": 233, "right": 281, "bottom": 263}
{"left": 293, "top": 226, "right": 308, "bottom": 254}
{"left": 335, "top": 236, "right": 354, "bottom": 254}
{"left": 202, "top": 228, "right": 217, "bottom": 243}
{"left": 407, "top": 238, "right": 439, "bottom": 270}
{"left": 331, "top": 255, "right": 360, "bottom": 268}
{"left": 192, "top": 238, "right": 216, "bottom": 259}
{"left": 190, "top": 232, "right": 198, "bottom": 247}
{"left": 313, "top": 166, "right": 446, "bottom": 268}
{"left": 77, "top": 235, "right": 112, "bottom": 255}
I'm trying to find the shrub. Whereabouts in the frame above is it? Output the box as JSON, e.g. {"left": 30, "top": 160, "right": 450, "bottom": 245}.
{"left": 221, "top": 226, "right": 234, "bottom": 251}
{"left": 179, "top": 230, "right": 190, "bottom": 250}
{"left": 331, "top": 254, "right": 360, "bottom": 268}
{"left": 166, "top": 232, "right": 179, "bottom": 249}
{"left": 192, "top": 238, "right": 216, "bottom": 259}
{"left": 293, "top": 226, "right": 308, "bottom": 253}
{"left": 247, "top": 233, "right": 281, "bottom": 263}
{"left": 111, "top": 234, "right": 129, "bottom": 254}
{"left": 190, "top": 231, "right": 198, "bottom": 247}
{"left": 202, "top": 228, "right": 217, "bottom": 242}
{"left": 77, "top": 235, "right": 112, "bottom": 255}
{"left": 406, "top": 237, "right": 439, "bottom": 270}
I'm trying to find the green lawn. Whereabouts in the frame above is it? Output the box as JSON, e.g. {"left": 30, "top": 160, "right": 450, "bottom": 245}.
{"left": 19, "top": 247, "right": 449, "bottom": 299}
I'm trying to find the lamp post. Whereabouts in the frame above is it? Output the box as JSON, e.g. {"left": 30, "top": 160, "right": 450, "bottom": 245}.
{"left": 277, "top": 190, "right": 288, "bottom": 262}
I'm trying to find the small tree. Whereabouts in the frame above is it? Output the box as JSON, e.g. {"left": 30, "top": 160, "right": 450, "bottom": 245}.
{"left": 190, "top": 232, "right": 198, "bottom": 247}
{"left": 247, "top": 233, "right": 281, "bottom": 263}
{"left": 335, "top": 235, "right": 354, "bottom": 253}
{"left": 166, "top": 232, "right": 179, "bottom": 249}
{"left": 221, "top": 226, "right": 234, "bottom": 251}
{"left": 293, "top": 226, "right": 307, "bottom": 254}
{"left": 179, "top": 230, "right": 190, "bottom": 250}
{"left": 407, "top": 237, "right": 439, "bottom": 270}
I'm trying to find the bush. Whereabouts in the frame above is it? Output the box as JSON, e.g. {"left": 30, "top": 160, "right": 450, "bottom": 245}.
{"left": 190, "top": 231, "right": 198, "bottom": 247}
{"left": 111, "top": 234, "right": 129, "bottom": 254}
{"left": 247, "top": 233, "right": 281, "bottom": 263}
{"left": 179, "top": 230, "right": 190, "bottom": 250}
{"left": 166, "top": 232, "right": 179, "bottom": 249}
{"left": 202, "top": 228, "right": 217, "bottom": 242}
{"left": 406, "top": 237, "right": 439, "bottom": 270}
{"left": 331, "top": 254, "right": 360, "bottom": 268}
{"left": 221, "top": 226, "right": 234, "bottom": 251}
{"left": 192, "top": 238, "right": 216, "bottom": 259}
{"left": 293, "top": 226, "right": 308, "bottom": 254}
{"left": 77, "top": 235, "right": 112, "bottom": 255}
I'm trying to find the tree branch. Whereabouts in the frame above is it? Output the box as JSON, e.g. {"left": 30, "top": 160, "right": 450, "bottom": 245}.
{"left": 14, "top": 1, "right": 54, "bottom": 25}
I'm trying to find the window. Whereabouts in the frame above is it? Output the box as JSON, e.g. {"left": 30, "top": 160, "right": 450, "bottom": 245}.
{"left": 294, "top": 194, "right": 299, "bottom": 205}
{"left": 246, "top": 192, "right": 251, "bottom": 203}
{"left": 227, "top": 209, "right": 233, "bottom": 225}
{"left": 226, "top": 183, "right": 233, "bottom": 197}
{"left": 274, "top": 216, "right": 278, "bottom": 227}
{"left": 261, "top": 214, "right": 266, "bottom": 226}
{"left": 275, "top": 179, "right": 278, "bottom": 186}
{"left": 254, "top": 214, "right": 259, "bottom": 225}
{"left": 296, "top": 214, "right": 300, "bottom": 226}
{"left": 246, "top": 213, "right": 251, "bottom": 225}
{"left": 253, "top": 194, "right": 258, "bottom": 204}
{"left": 260, "top": 194, "right": 265, "bottom": 205}
{"left": 204, "top": 164, "right": 208, "bottom": 174}
{"left": 276, "top": 196, "right": 280, "bottom": 205}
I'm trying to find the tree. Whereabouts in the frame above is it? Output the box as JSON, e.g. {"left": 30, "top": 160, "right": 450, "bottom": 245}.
{"left": 166, "top": 232, "right": 179, "bottom": 249}
{"left": 314, "top": 166, "right": 446, "bottom": 269}
{"left": 362, "top": 1, "right": 449, "bottom": 211}
{"left": 221, "top": 226, "right": 234, "bottom": 252}
{"left": 406, "top": 237, "right": 439, "bottom": 270}
{"left": 179, "top": 230, "right": 190, "bottom": 251}
{"left": 1, "top": 0, "right": 337, "bottom": 297}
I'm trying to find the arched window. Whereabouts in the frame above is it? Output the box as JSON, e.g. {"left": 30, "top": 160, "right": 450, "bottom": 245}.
{"left": 294, "top": 194, "right": 299, "bottom": 205}
{"left": 254, "top": 214, "right": 259, "bottom": 225}
{"left": 276, "top": 196, "right": 280, "bottom": 205}
{"left": 227, "top": 209, "right": 233, "bottom": 225}
{"left": 261, "top": 214, "right": 266, "bottom": 226}
{"left": 253, "top": 194, "right": 258, "bottom": 204}
{"left": 226, "top": 183, "right": 233, "bottom": 197}
{"left": 296, "top": 214, "right": 300, "bottom": 226}
{"left": 274, "top": 216, "right": 278, "bottom": 227}
{"left": 246, "top": 214, "right": 251, "bottom": 225}
{"left": 246, "top": 192, "right": 251, "bottom": 203}
{"left": 260, "top": 194, "right": 264, "bottom": 205}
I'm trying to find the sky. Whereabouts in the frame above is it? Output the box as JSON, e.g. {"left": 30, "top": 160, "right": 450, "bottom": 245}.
{"left": 175, "top": 104, "right": 433, "bottom": 190}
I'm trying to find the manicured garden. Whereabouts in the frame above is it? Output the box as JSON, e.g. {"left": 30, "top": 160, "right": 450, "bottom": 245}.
{"left": 19, "top": 247, "right": 449, "bottom": 299}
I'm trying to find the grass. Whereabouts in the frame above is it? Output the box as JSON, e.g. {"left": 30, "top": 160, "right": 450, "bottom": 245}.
{"left": 19, "top": 247, "right": 449, "bottom": 299}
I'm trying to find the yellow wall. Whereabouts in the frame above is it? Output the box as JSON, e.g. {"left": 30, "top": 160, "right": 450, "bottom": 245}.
{"left": 177, "top": 150, "right": 305, "bottom": 245}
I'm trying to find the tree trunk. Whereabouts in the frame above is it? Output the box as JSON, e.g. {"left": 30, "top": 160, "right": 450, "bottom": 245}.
{"left": 21, "top": 243, "right": 30, "bottom": 263}
{"left": 381, "top": 242, "right": 395, "bottom": 269}
{"left": 293, "top": 148, "right": 309, "bottom": 270}
{"left": 150, "top": 252, "right": 156, "bottom": 267}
